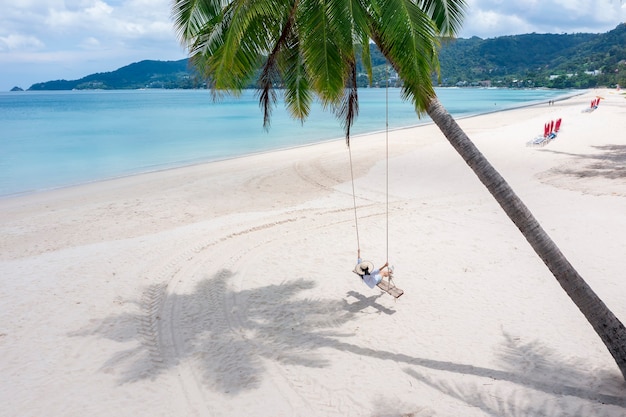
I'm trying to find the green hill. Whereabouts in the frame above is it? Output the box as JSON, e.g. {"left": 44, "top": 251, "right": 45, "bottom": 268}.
{"left": 28, "top": 59, "right": 202, "bottom": 90}
{"left": 437, "top": 23, "right": 626, "bottom": 88}
{"left": 437, "top": 33, "right": 595, "bottom": 84}
{"left": 28, "top": 24, "right": 626, "bottom": 91}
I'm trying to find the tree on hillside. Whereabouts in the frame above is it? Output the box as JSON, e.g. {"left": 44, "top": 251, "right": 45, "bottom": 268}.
{"left": 172, "top": 0, "right": 626, "bottom": 380}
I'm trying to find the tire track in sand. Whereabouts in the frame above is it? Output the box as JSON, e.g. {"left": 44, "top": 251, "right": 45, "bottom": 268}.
{"left": 144, "top": 205, "right": 377, "bottom": 415}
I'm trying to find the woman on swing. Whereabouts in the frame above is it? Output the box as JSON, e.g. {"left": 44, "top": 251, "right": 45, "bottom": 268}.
{"left": 354, "top": 249, "right": 393, "bottom": 289}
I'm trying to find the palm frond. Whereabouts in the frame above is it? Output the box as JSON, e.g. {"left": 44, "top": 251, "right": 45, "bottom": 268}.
{"left": 171, "top": 0, "right": 223, "bottom": 44}
{"left": 176, "top": 0, "right": 293, "bottom": 93}
{"left": 280, "top": 35, "right": 313, "bottom": 123}
{"left": 417, "top": 0, "right": 467, "bottom": 36}
{"left": 257, "top": 61, "right": 280, "bottom": 130}
{"left": 209, "top": 1, "right": 271, "bottom": 90}
{"left": 348, "top": 0, "right": 374, "bottom": 42}
{"left": 258, "top": 2, "right": 299, "bottom": 129}
{"left": 297, "top": 0, "right": 353, "bottom": 105}
{"left": 335, "top": 61, "right": 359, "bottom": 144}
{"left": 172, "top": 0, "right": 466, "bottom": 132}
{"left": 370, "top": 0, "right": 440, "bottom": 113}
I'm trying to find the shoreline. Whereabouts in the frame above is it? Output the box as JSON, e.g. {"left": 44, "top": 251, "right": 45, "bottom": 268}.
{"left": 1, "top": 89, "right": 579, "bottom": 201}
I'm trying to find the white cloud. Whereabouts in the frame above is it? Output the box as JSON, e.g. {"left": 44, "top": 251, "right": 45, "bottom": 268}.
{"left": 79, "top": 36, "right": 102, "bottom": 50}
{"left": 0, "top": 0, "right": 186, "bottom": 90}
{"left": 45, "top": 1, "right": 114, "bottom": 29}
{"left": 460, "top": 0, "right": 626, "bottom": 38}
{"left": 0, "top": 34, "right": 45, "bottom": 51}
{"left": 42, "top": 0, "right": 172, "bottom": 40}
{"left": 461, "top": 8, "right": 533, "bottom": 38}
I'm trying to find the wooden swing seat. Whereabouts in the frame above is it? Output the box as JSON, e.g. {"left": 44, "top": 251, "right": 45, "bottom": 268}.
{"left": 377, "top": 279, "right": 404, "bottom": 298}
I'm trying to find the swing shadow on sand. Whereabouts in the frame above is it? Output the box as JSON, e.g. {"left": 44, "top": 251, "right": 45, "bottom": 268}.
{"left": 68, "top": 269, "right": 626, "bottom": 413}
{"left": 344, "top": 290, "right": 397, "bottom": 315}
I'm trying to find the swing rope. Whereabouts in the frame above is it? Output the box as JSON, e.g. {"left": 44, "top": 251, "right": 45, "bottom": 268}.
{"left": 384, "top": 65, "right": 396, "bottom": 289}
{"left": 348, "top": 142, "right": 360, "bottom": 252}
{"left": 347, "top": 65, "right": 391, "bottom": 269}
{"left": 385, "top": 65, "right": 390, "bottom": 265}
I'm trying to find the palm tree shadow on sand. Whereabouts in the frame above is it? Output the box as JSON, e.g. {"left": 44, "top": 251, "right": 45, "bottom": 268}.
{"left": 404, "top": 332, "right": 626, "bottom": 416}
{"left": 68, "top": 269, "right": 400, "bottom": 393}
{"left": 69, "top": 270, "right": 626, "bottom": 411}
{"left": 539, "top": 144, "right": 626, "bottom": 181}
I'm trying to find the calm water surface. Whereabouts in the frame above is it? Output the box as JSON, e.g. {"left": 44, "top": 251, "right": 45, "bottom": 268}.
{"left": 0, "top": 88, "right": 574, "bottom": 197}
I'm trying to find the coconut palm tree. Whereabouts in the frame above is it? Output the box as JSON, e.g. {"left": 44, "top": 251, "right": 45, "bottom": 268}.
{"left": 172, "top": 0, "right": 626, "bottom": 380}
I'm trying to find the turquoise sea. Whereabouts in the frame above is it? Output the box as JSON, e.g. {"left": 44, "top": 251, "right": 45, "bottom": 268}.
{"left": 0, "top": 88, "right": 573, "bottom": 197}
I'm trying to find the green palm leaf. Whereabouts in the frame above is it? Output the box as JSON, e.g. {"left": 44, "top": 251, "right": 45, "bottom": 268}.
{"left": 418, "top": 0, "right": 467, "bottom": 35}
{"left": 280, "top": 35, "right": 314, "bottom": 123}
{"left": 297, "top": 0, "right": 353, "bottom": 105}
{"left": 258, "top": 2, "right": 300, "bottom": 128}
{"left": 369, "top": 0, "right": 439, "bottom": 113}
{"left": 172, "top": 0, "right": 222, "bottom": 42}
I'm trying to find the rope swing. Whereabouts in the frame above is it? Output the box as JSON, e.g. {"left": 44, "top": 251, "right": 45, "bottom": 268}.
{"left": 348, "top": 65, "right": 391, "bottom": 265}
{"left": 346, "top": 65, "right": 404, "bottom": 299}
{"left": 347, "top": 65, "right": 402, "bottom": 298}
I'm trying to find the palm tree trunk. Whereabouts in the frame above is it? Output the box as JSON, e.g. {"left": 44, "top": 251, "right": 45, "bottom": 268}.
{"left": 426, "top": 97, "right": 626, "bottom": 380}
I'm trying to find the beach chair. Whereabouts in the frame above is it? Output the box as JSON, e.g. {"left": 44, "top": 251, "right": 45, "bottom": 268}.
{"left": 555, "top": 118, "right": 562, "bottom": 132}
{"left": 527, "top": 122, "right": 551, "bottom": 147}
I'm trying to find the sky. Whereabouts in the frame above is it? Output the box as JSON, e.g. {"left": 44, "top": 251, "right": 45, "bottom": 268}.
{"left": 1, "top": 0, "right": 625, "bottom": 91}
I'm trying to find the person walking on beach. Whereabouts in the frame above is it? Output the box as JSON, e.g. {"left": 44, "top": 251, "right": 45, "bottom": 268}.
{"left": 354, "top": 249, "right": 393, "bottom": 289}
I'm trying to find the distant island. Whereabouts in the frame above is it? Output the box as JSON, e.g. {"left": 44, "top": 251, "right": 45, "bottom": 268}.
{"left": 28, "top": 59, "right": 199, "bottom": 91}
{"left": 25, "top": 23, "right": 626, "bottom": 91}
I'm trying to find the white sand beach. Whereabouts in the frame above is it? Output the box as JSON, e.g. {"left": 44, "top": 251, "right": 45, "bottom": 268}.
{"left": 1, "top": 89, "right": 626, "bottom": 417}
